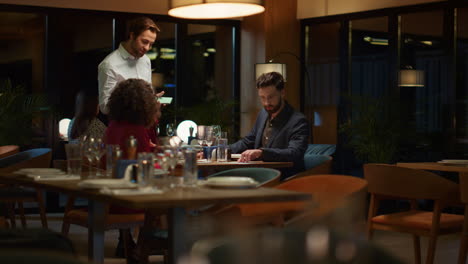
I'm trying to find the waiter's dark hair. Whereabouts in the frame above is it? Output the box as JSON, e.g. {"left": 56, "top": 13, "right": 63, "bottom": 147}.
{"left": 108, "top": 79, "right": 157, "bottom": 127}
{"left": 256, "top": 72, "right": 285, "bottom": 91}
{"left": 127, "top": 16, "right": 160, "bottom": 39}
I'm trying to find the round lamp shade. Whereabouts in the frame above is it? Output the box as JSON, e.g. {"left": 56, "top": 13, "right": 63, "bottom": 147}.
{"left": 176, "top": 120, "right": 198, "bottom": 143}
{"left": 255, "top": 63, "right": 287, "bottom": 81}
{"left": 399, "top": 69, "right": 424, "bottom": 87}
{"left": 168, "top": 0, "right": 264, "bottom": 19}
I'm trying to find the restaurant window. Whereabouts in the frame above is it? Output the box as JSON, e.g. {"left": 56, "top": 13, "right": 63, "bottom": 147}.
{"left": 350, "top": 16, "right": 389, "bottom": 98}
{"left": 303, "top": 22, "right": 340, "bottom": 144}
{"left": 177, "top": 23, "right": 236, "bottom": 135}
{"left": 400, "top": 10, "right": 448, "bottom": 158}
{"left": 456, "top": 8, "right": 468, "bottom": 152}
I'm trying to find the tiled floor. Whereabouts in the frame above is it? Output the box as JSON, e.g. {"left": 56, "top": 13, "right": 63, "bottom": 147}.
{"left": 11, "top": 214, "right": 466, "bottom": 264}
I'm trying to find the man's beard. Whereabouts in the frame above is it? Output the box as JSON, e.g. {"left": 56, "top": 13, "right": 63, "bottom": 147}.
{"left": 265, "top": 99, "right": 283, "bottom": 115}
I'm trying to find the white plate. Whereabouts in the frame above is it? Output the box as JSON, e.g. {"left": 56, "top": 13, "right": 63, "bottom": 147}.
{"left": 437, "top": 160, "right": 468, "bottom": 165}
{"left": 27, "top": 174, "right": 80, "bottom": 181}
{"left": 204, "top": 176, "right": 259, "bottom": 189}
{"left": 78, "top": 179, "right": 138, "bottom": 189}
{"left": 15, "top": 168, "right": 64, "bottom": 175}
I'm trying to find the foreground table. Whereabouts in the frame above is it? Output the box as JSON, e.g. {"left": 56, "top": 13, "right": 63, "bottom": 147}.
{"left": 0, "top": 173, "right": 310, "bottom": 264}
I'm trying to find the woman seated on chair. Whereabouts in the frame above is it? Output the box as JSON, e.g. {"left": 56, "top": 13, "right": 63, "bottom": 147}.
{"left": 68, "top": 90, "right": 106, "bottom": 142}
{"left": 105, "top": 78, "right": 161, "bottom": 156}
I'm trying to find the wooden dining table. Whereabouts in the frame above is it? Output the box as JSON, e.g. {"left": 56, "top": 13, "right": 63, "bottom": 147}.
{"left": 0, "top": 171, "right": 310, "bottom": 264}
{"left": 396, "top": 162, "right": 468, "bottom": 174}
{"left": 197, "top": 160, "right": 293, "bottom": 169}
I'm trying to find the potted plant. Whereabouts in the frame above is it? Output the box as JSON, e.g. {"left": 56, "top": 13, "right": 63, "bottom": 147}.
{"left": 0, "top": 79, "right": 49, "bottom": 147}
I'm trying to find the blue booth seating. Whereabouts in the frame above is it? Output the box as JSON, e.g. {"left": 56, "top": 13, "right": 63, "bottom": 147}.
{"left": 294, "top": 144, "right": 336, "bottom": 178}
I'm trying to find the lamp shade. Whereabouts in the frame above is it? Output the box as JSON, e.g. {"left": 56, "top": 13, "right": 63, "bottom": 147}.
{"left": 168, "top": 0, "right": 264, "bottom": 19}
{"left": 255, "top": 63, "right": 287, "bottom": 81}
{"left": 399, "top": 69, "right": 424, "bottom": 87}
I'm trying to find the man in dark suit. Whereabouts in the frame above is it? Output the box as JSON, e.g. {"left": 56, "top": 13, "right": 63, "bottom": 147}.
{"left": 230, "top": 72, "right": 310, "bottom": 179}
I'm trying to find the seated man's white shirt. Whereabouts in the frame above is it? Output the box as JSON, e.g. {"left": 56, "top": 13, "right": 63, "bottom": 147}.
{"left": 98, "top": 43, "right": 152, "bottom": 114}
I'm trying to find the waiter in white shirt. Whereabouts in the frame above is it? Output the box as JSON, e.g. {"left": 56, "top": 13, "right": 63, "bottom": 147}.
{"left": 98, "top": 16, "right": 163, "bottom": 115}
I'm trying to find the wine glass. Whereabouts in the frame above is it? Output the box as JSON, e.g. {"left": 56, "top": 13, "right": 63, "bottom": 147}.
{"left": 82, "top": 137, "right": 96, "bottom": 178}
{"left": 212, "top": 125, "right": 222, "bottom": 139}
{"left": 93, "top": 138, "right": 106, "bottom": 178}
{"left": 166, "top": 123, "right": 175, "bottom": 136}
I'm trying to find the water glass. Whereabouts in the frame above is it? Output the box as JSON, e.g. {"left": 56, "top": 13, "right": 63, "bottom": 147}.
{"left": 137, "top": 152, "right": 155, "bottom": 187}
{"left": 65, "top": 143, "right": 82, "bottom": 177}
{"left": 106, "top": 144, "right": 122, "bottom": 178}
{"left": 217, "top": 138, "right": 228, "bottom": 162}
{"left": 183, "top": 149, "right": 198, "bottom": 187}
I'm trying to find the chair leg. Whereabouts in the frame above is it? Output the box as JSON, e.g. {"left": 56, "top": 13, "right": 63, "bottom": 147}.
{"left": 458, "top": 207, "right": 468, "bottom": 264}
{"left": 7, "top": 202, "right": 16, "bottom": 228}
{"left": 36, "top": 190, "right": 48, "bottom": 228}
{"left": 18, "top": 202, "right": 26, "bottom": 228}
{"left": 413, "top": 235, "right": 421, "bottom": 264}
{"left": 367, "top": 195, "right": 379, "bottom": 240}
{"left": 426, "top": 235, "right": 438, "bottom": 264}
{"left": 61, "top": 196, "right": 75, "bottom": 235}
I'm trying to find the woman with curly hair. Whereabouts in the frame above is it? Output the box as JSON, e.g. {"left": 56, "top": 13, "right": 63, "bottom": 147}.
{"left": 104, "top": 78, "right": 160, "bottom": 155}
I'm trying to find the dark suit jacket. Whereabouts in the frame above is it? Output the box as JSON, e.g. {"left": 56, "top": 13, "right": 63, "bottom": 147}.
{"left": 230, "top": 102, "right": 310, "bottom": 179}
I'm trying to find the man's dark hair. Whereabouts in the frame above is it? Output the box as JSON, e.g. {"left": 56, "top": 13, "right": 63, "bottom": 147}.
{"left": 127, "top": 16, "right": 160, "bottom": 39}
{"left": 108, "top": 78, "right": 157, "bottom": 127}
{"left": 256, "top": 72, "right": 285, "bottom": 91}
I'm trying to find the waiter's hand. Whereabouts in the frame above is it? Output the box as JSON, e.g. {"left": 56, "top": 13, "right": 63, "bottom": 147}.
{"left": 156, "top": 91, "right": 165, "bottom": 98}
{"left": 239, "top": 149, "right": 263, "bottom": 162}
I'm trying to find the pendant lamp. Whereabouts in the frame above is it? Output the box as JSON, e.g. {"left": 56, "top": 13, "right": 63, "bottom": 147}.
{"left": 168, "top": 0, "right": 265, "bottom": 19}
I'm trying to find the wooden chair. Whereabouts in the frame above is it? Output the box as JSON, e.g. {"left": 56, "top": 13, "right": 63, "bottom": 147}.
{"left": 364, "top": 163, "right": 464, "bottom": 264}
{"left": 457, "top": 172, "right": 468, "bottom": 264}
{"left": 61, "top": 160, "right": 145, "bottom": 260}
{"left": 0, "top": 145, "right": 19, "bottom": 159}
{"left": 217, "top": 174, "right": 367, "bottom": 227}
{"left": 0, "top": 148, "right": 51, "bottom": 228}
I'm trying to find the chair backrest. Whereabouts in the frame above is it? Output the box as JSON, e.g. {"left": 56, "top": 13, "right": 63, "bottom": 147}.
{"left": 363, "top": 163, "right": 460, "bottom": 202}
{"left": 459, "top": 172, "right": 468, "bottom": 203}
{"left": 0, "top": 145, "right": 19, "bottom": 159}
{"left": 207, "top": 168, "right": 281, "bottom": 187}
{"left": 305, "top": 144, "right": 336, "bottom": 156}
{"left": 237, "top": 174, "right": 367, "bottom": 219}
{"left": 0, "top": 148, "right": 52, "bottom": 173}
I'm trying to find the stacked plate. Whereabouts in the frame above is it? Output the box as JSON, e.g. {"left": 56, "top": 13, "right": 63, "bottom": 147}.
{"left": 437, "top": 160, "right": 468, "bottom": 166}
{"left": 203, "top": 176, "right": 259, "bottom": 189}
{"left": 14, "top": 168, "right": 79, "bottom": 181}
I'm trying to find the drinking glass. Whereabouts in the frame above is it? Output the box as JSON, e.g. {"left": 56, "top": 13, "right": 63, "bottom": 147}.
{"left": 183, "top": 149, "right": 198, "bottom": 187}
{"left": 65, "top": 143, "right": 82, "bottom": 177}
{"left": 137, "top": 152, "right": 154, "bottom": 188}
{"left": 205, "top": 126, "right": 214, "bottom": 160}
{"left": 166, "top": 123, "right": 176, "bottom": 136}
{"left": 197, "top": 125, "right": 206, "bottom": 146}
{"left": 217, "top": 138, "right": 228, "bottom": 162}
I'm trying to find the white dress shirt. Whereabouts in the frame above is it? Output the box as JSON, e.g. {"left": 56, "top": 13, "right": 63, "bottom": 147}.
{"left": 98, "top": 43, "right": 152, "bottom": 114}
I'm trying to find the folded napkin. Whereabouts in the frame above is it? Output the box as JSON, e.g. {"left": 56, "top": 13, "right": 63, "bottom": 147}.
{"left": 100, "top": 186, "right": 163, "bottom": 196}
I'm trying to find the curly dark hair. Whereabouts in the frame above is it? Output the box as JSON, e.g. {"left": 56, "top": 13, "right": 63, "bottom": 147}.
{"left": 108, "top": 79, "right": 157, "bottom": 127}
{"left": 256, "top": 71, "right": 285, "bottom": 91}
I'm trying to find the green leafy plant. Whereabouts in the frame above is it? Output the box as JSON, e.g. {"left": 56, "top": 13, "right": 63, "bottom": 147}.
{"left": 0, "top": 79, "right": 48, "bottom": 146}
{"left": 339, "top": 95, "right": 403, "bottom": 163}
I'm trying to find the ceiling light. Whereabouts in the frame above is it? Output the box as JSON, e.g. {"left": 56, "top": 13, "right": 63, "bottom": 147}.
{"left": 168, "top": 0, "right": 265, "bottom": 19}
